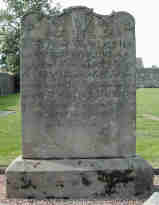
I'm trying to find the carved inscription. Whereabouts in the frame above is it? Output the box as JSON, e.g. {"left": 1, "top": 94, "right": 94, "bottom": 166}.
{"left": 22, "top": 7, "right": 136, "bottom": 158}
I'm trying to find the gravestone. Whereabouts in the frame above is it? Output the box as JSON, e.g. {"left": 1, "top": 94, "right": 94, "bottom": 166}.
{"left": 6, "top": 6, "right": 153, "bottom": 199}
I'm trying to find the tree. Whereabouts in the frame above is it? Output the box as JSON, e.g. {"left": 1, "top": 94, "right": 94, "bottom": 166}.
{"left": 0, "top": 0, "right": 60, "bottom": 73}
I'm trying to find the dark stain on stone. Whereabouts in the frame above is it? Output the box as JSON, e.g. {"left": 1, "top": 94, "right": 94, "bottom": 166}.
{"left": 33, "top": 162, "right": 41, "bottom": 168}
{"left": 20, "top": 175, "right": 37, "bottom": 189}
{"left": 134, "top": 184, "right": 151, "bottom": 197}
{"left": 46, "top": 196, "right": 69, "bottom": 199}
{"left": 56, "top": 183, "right": 64, "bottom": 188}
{"left": 32, "top": 184, "right": 37, "bottom": 189}
{"left": 97, "top": 170, "right": 134, "bottom": 195}
{"left": 72, "top": 180, "right": 79, "bottom": 186}
{"left": 46, "top": 196, "right": 55, "bottom": 199}
{"left": 0, "top": 168, "right": 5, "bottom": 175}
{"left": 134, "top": 168, "right": 153, "bottom": 196}
{"left": 27, "top": 196, "right": 35, "bottom": 199}
{"left": 63, "top": 197, "right": 70, "bottom": 199}
{"left": 21, "top": 176, "right": 32, "bottom": 189}
{"left": 81, "top": 175, "right": 92, "bottom": 186}
{"left": 7, "top": 179, "right": 11, "bottom": 185}
{"left": 78, "top": 160, "right": 82, "bottom": 165}
{"left": 134, "top": 191, "right": 141, "bottom": 196}
{"left": 92, "top": 192, "right": 98, "bottom": 197}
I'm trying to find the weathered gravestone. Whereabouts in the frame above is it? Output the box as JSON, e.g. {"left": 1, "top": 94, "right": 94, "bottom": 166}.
{"left": 6, "top": 6, "right": 153, "bottom": 199}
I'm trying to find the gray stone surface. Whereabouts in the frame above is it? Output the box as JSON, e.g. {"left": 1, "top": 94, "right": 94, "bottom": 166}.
{"left": 21, "top": 7, "right": 136, "bottom": 159}
{"left": 6, "top": 156, "right": 153, "bottom": 199}
{"left": 143, "top": 192, "right": 159, "bottom": 205}
{"left": 6, "top": 6, "right": 153, "bottom": 199}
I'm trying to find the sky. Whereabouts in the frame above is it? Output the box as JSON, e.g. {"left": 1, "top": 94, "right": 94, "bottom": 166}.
{"left": 0, "top": 0, "right": 159, "bottom": 67}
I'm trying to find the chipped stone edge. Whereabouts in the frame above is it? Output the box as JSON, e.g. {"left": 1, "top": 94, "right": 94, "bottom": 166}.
{"left": 2, "top": 167, "right": 159, "bottom": 175}
{"left": 2, "top": 160, "right": 159, "bottom": 175}
{"left": 22, "top": 6, "right": 135, "bottom": 25}
{"left": 5, "top": 155, "right": 151, "bottom": 172}
{"left": 5, "top": 155, "right": 153, "bottom": 199}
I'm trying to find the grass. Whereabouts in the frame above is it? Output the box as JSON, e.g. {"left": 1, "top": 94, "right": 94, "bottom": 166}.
{"left": 0, "top": 94, "right": 21, "bottom": 166}
{"left": 136, "top": 88, "right": 159, "bottom": 117}
{"left": 136, "top": 88, "right": 159, "bottom": 167}
{"left": 1, "top": 89, "right": 159, "bottom": 167}
{"left": 0, "top": 94, "right": 20, "bottom": 111}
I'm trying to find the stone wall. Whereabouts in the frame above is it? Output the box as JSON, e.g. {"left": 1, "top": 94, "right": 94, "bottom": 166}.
{"left": 136, "top": 68, "right": 159, "bottom": 88}
{"left": 0, "top": 72, "right": 15, "bottom": 96}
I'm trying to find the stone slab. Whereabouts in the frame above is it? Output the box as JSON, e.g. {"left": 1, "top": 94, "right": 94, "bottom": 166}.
{"left": 21, "top": 7, "right": 136, "bottom": 159}
{"left": 143, "top": 192, "right": 159, "bottom": 205}
{"left": 6, "top": 155, "right": 153, "bottom": 199}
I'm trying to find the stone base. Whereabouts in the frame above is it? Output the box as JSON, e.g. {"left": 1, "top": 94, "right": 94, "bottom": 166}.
{"left": 6, "top": 156, "right": 153, "bottom": 199}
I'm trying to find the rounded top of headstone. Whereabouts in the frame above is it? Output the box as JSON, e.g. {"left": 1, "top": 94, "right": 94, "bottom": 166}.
{"left": 22, "top": 6, "right": 135, "bottom": 26}
{"left": 62, "top": 6, "right": 135, "bottom": 23}
{"left": 21, "top": 3, "right": 136, "bottom": 159}
{"left": 63, "top": 6, "right": 93, "bottom": 13}
{"left": 112, "top": 11, "right": 135, "bottom": 23}
{"left": 22, "top": 11, "right": 45, "bottom": 26}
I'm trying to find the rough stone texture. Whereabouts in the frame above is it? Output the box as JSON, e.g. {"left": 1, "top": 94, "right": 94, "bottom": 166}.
{"left": 21, "top": 7, "right": 136, "bottom": 159}
{"left": 6, "top": 7, "right": 153, "bottom": 199}
{"left": 136, "top": 68, "right": 159, "bottom": 88}
{"left": 6, "top": 156, "right": 153, "bottom": 199}
{"left": 0, "top": 72, "right": 15, "bottom": 96}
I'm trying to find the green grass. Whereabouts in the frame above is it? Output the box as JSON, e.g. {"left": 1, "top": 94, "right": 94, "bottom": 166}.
{"left": 0, "top": 93, "right": 20, "bottom": 111}
{"left": 136, "top": 88, "right": 159, "bottom": 167}
{"left": 0, "top": 94, "right": 21, "bottom": 165}
{"left": 1, "top": 90, "right": 159, "bottom": 167}
{"left": 136, "top": 88, "right": 159, "bottom": 117}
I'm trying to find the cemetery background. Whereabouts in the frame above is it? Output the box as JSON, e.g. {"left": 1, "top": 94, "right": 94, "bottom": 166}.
{"left": 1, "top": 89, "right": 159, "bottom": 167}
{"left": 0, "top": 0, "right": 157, "bottom": 204}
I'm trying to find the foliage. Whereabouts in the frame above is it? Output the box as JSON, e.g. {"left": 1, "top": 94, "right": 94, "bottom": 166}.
{"left": 0, "top": 23, "right": 20, "bottom": 73}
{"left": 0, "top": 0, "right": 60, "bottom": 73}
